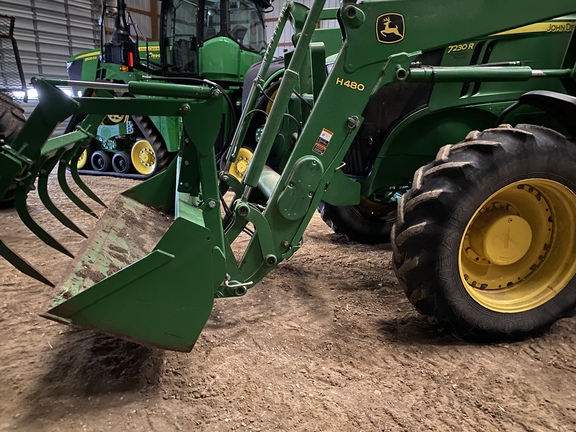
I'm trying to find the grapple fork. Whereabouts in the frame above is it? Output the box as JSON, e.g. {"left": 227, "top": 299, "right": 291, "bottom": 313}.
{"left": 0, "top": 78, "right": 229, "bottom": 350}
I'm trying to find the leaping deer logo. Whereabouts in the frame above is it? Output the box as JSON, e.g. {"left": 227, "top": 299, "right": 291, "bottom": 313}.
{"left": 376, "top": 13, "right": 405, "bottom": 44}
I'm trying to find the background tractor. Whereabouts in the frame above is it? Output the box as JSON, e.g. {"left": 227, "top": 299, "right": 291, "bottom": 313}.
{"left": 0, "top": 0, "right": 575, "bottom": 351}
{"left": 66, "top": 0, "right": 271, "bottom": 178}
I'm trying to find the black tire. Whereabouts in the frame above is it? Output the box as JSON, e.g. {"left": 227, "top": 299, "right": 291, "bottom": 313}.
{"left": 392, "top": 124, "right": 576, "bottom": 340}
{"left": 112, "top": 151, "right": 132, "bottom": 174}
{"left": 0, "top": 93, "right": 26, "bottom": 208}
{"left": 91, "top": 150, "right": 111, "bottom": 172}
{"left": 318, "top": 199, "right": 396, "bottom": 244}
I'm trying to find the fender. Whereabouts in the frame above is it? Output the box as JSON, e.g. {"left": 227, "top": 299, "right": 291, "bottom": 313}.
{"left": 498, "top": 90, "right": 576, "bottom": 136}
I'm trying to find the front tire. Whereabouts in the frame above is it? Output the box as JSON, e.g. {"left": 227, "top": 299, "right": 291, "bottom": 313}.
{"left": 392, "top": 124, "right": 576, "bottom": 339}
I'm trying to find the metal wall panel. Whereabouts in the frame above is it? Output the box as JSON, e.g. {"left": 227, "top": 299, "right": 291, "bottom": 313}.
{"left": 0, "top": 0, "right": 99, "bottom": 84}
{"left": 0, "top": 0, "right": 99, "bottom": 131}
{"left": 265, "top": 0, "right": 341, "bottom": 57}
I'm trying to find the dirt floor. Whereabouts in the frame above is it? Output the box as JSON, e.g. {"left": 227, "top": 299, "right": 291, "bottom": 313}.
{"left": 1, "top": 174, "right": 575, "bottom": 432}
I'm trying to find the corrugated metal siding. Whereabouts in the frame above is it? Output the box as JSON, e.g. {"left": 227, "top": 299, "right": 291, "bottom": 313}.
{"left": 265, "top": 0, "right": 341, "bottom": 57}
{"left": 0, "top": 0, "right": 99, "bottom": 129}
{"left": 0, "top": 0, "right": 99, "bottom": 82}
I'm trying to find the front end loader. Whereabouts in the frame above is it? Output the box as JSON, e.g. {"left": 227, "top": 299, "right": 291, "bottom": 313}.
{"left": 0, "top": 0, "right": 575, "bottom": 351}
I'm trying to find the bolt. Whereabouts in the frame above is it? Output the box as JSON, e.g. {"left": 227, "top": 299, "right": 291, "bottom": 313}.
{"left": 221, "top": 174, "right": 230, "bottom": 182}
{"left": 208, "top": 200, "right": 217, "bottom": 208}
{"left": 180, "top": 104, "right": 190, "bottom": 113}
{"left": 184, "top": 182, "right": 189, "bottom": 188}
{"left": 184, "top": 160, "right": 189, "bottom": 166}
{"left": 238, "top": 206, "right": 249, "bottom": 216}
{"left": 395, "top": 67, "right": 407, "bottom": 81}
{"left": 347, "top": 116, "right": 360, "bottom": 130}
{"left": 211, "top": 89, "right": 221, "bottom": 98}
{"left": 283, "top": 241, "right": 290, "bottom": 247}
{"left": 184, "top": 138, "right": 190, "bottom": 144}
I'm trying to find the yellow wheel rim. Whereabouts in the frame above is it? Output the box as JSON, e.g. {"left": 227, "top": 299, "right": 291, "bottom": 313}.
{"left": 265, "top": 89, "right": 278, "bottom": 115}
{"left": 77, "top": 149, "right": 88, "bottom": 169}
{"left": 103, "top": 114, "right": 129, "bottom": 124}
{"left": 229, "top": 147, "right": 253, "bottom": 181}
{"left": 459, "top": 179, "right": 576, "bottom": 313}
{"left": 131, "top": 139, "right": 157, "bottom": 175}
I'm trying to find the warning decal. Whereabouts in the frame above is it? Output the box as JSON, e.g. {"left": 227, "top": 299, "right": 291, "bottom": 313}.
{"left": 312, "top": 128, "right": 334, "bottom": 156}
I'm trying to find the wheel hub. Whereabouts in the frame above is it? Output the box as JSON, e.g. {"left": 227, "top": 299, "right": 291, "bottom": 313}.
{"left": 236, "top": 159, "right": 249, "bottom": 174}
{"left": 229, "top": 147, "right": 253, "bottom": 181}
{"left": 139, "top": 148, "right": 155, "bottom": 166}
{"left": 467, "top": 207, "right": 532, "bottom": 266}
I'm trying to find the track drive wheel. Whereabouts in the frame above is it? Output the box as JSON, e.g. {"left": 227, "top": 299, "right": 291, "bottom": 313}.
{"left": 0, "top": 93, "right": 26, "bottom": 207}
{"left": 76, "top": 148, "right": 91, "bottom": 170}
{"left": 318, "top": 198, "right": 396, "bottom": 244}
{"left": 131, "top": 139, "right": 157, "bottom": 175}
{"left": 392, "top": 124, "right": 576, "bottom": 339}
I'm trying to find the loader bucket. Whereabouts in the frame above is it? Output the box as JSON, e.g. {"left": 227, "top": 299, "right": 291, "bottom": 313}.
{"left": 43, "top": 161, "right": 225, "bottom": 352}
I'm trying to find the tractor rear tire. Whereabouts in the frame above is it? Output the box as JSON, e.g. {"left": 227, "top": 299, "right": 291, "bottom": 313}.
{"left": 392, "top": 124, "right": 576, "bottom": 340}
{"left": 0, "top": 93, "right": 26, "bottom": 208}
{"left": 318, "top": 199, "right": 396, "bottom": 244}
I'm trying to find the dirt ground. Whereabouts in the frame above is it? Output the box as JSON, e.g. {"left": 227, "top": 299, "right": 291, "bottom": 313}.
{"left": 0, "top": 174, "right": 575, "bottom": 432}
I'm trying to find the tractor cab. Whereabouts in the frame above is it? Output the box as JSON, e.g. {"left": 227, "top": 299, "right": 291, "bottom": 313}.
{"left": 161, "top": 0, "right": 269, "bottom": 82}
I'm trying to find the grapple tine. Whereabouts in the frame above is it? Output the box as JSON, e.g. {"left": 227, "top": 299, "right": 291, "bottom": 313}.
{"left": 14, "top": 184, "right": 75, "bottom": 258}
{"left": 38, "top": 149, "right": 88, "bottom": 238}
{"left": 0, "top": 239, "right": 55, "bottom": 287}
{"left": 56, "top": 152, "right": 98, "bottom": 218}
{"left": 67, "top": 148, "right": 107, "bottom": 208}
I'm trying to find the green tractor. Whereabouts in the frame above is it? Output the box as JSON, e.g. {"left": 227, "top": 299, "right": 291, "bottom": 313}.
{"left": 1, "top": 0, "right": 576, "bottom": 352}
{"left": 66, "top": 0, "right": 270, "bottom": 178}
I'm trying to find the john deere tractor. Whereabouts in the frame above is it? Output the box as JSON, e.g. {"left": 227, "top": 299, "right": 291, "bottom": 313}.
{"left": 0, "top": 0, "right": 575, "bottom": 352}
{"left": 66, "top": 0, "right": 269, "bottom": 178}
